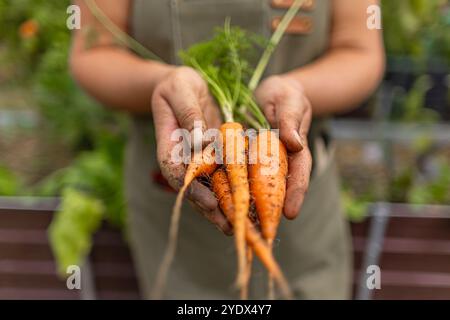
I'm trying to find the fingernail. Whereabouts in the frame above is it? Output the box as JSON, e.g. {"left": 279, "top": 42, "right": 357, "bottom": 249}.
{"left": 293, "top": 130, "right": 304, "bottom": 151}
{"left": 191, "top": 126, "right": 204, "bottom": 151}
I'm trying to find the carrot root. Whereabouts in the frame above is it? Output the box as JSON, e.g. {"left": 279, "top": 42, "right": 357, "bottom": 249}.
{"left": 267, "top": 240, "right": 275, "bottom": 300}
{"left": 212, "top": 168, "right": 292, "bottom": 299}
{"left": 152, "top": 146, "right": 217, "bottom": 299}
{"left": 249, "top": 131, "right": 289, "bottom": 299}
{"left": 220, "top": 122, "right": 249, "bottom": 290}
{"left": 246, "top": 223, "right": 292, "bottom": 300}
{"left": 151, "top": 184, "right": 188, "bottom": 300}
{"left": 241, "top": 246, "right": 253, "bottom": 300}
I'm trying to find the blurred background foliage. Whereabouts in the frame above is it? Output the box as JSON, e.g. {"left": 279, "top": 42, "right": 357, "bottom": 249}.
{"left": 0, "top": 0, "right": 123, "bottom": 149}
{"left": 0, "top": 0, "right": 449, "bottom": 272}
{"left": 0, "top": 0, "right": 127, "bottom": 274}
{"left": 382, "top": 0, "right": 450, "bottom": 65}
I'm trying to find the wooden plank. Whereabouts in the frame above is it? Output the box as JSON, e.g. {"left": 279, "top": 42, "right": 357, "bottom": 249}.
{"left": 90, "top": 262, "right": 136, "bottom": 278}
{"left": 0, "top": 288, "right": 79, "bottom": 300}
{"left": 386, "top": 218, "right": 450, "bottom": 240}
{"left": 353, "top": 252, "right": 364, "bottom": 271}
{"left": 380, "top": 271, "right": 450, "bottom": 288}
{"left": 0, "top": 229, "right": 48, "bottom": 244}
{"left": 352, "top": 236, "right": 367, "bottom": 253}
{"left": 0, "top": 197, "right": 59, "bottom": 212}
{"left": 0, "top": 210, "right": 52, "bottom": 229}
{"left": 350, "top": 220, "right": 370, "bottom": 237}
{"left": 0, "top": 243, "right": 54, "bottom": 260}
{"left": 354, "top": 271, "right": 450, "bottom": 299}
{"left": 0, "top": 274, "right": 68, "bottom": 289}
{"left": 95, "top": 276, "right": 140, "bottom": 292}
{"left": 90, "top": 245, "right": 135, "bottom": 263}
{"left": 93, "top": 229, "right": 127, "bottom": 246}
{"left": 379, "top": 253, "right": 450, "bottom": 274}
{"left": 0, "top": 260, "right": 57, "bottom": 275}
{"left": 0, "top": 260, "right": 136, "bottom": 279}
{"left": 381, "top": 238, "right": 450, "bottom": 255}
{"left": 374, "top": 286, "right": 450, "bottom": 300}
{"left": 97, "top": 291, "right": 140, "bottom": 300}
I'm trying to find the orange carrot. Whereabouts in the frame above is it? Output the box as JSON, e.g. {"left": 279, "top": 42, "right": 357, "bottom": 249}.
{"left": 211, "top": 168, "right": 292, "bottom": 299}
{"left": 152, "top": 145, "right": 218, "bottom": 299}
{"left": 249, "top": 130, "right": 288, "bottom": 244}
{"left": 242, "top": 246, "right": 253, "bottom": 300}
{"left": 220, "top": 122, "right": 249, "bottom": 290}
{"left": 248, "top": 130, "right": 288, "bottom": 299}
{"left": 242, "top": 135, "right": 252, "bottom": 300}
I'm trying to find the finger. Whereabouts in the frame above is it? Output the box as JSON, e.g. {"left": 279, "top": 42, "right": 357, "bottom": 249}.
{"left": 262, "top": 103, "right": 277, "bottom": 129}
{"left": 163, "top": 75, "right": 207, "bottom": 133}
{"left": 283, "top": 145, "right": 312, "bottom": 219}
{"left": 152, "top": 91, "right": 186, "bottom": 189}
{"left": 152, "top": 90, "right": 179, "bottom": 150}
{"left": 254, "top": 88, "right": 277, "bottom": 128}
{"left": 298, "top": 100, "right": 312, "bottom": 147}
{"left": 275, "top": 94, "right": 308, "bottom": 153}
{"left": 188, "top": 200, "right": 233, "bottom": 236}
{"left": 186, "top": 180, "right": 218, "bottom": 211}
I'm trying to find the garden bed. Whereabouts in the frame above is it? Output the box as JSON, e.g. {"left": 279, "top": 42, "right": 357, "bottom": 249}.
{"left": 0, "top": 197, "right": 138, "bottom": 300}
{"left": 1, "top": 197, "right": 449, "bottom": 300}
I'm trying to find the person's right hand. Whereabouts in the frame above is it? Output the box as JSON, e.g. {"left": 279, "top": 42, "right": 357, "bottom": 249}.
{"left": 151, "top": 66, "right": 232, "bottom": 235}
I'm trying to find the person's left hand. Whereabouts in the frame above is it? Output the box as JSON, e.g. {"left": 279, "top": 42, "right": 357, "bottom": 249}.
{"left": 255, "top": 75, "right": 313, "bottom": 219}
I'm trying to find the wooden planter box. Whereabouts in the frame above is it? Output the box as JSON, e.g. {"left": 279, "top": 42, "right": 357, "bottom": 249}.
{"left": 0, "top": 197, "right": 139, "bottom": 300}
{"left": 0, "top": 198, "right": 449, "bottom": 300}
{"left": 353, "top": 203, "right": 450, "bottom": 300}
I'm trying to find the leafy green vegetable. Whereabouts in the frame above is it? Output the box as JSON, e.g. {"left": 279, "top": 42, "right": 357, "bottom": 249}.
{"left": 180, "top": 0, "right": 304, "bottom": 129}
{"left": 391, "top": 75, "right": 440, "bottom": 123}
{"left": 36, "top": 141, "right": 126, "bottom": 227}
{"left": 180, "top": 20, "right": 265, "bottom": 125}
{"left": 408, "top": 160, "right": 450, "bottom": 204}
{"left": 389, "top": 168, "right": 415, "bottom": 203}
{"left": 40, "top": 140, "right": 126, "bottom": 275}
{"left": 48, "top": 188, "right": 104, "bottom": 276}
{"left": 0, "top": 164, "right": 21, "bottom": 196}
{"left": 342, "top": 190, "right": 369, "bottom": 222}
{"left": 382, "top": 0, "right": 450, "bottom": 65}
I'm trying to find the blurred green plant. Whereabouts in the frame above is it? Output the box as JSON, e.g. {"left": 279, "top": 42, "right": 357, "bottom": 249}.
{"left": 38, "top": 133, "right": 127, "bottom": 275}
{"left": 382, "top": 0, "right": 450, "bottom": 65}
{"left": 408, "top": 160, "right": 450, "bottom": 204}
{"left": 37, "top": 134, "right": 127, "bottom": 228}
{"left": 33, "top": 42, "right": 120, "bottom": 150}
{"left": 391, "top": 75, "right": 440, "bottom": 122}
{"left": 342, "top": 189, "right": 370, "bottom": 222}
{"left": 0, "top": 0, "right": 121, "bottom": 149}
{"left": 48, "top": 188, "right": 104, "bottom": 276}
{"left": 0, "top": 0, "right": 128, "bottom": 274}
{"left": 0, "top": 164, "right": 21, "bottom": 196}
{"left": 0, "top": 0, "right": 71, "bottom": 79}
{"left": 389, "top": 167, "right": 415, "bottom": 203}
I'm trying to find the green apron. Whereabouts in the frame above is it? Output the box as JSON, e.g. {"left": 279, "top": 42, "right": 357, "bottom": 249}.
{"left": 126, "top": 0, "right": 352, "bottom": 299}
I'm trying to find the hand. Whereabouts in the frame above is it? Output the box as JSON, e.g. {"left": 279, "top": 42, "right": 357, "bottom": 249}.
{"left": 151, "top": 67, "right": 232, "bottom": 234}
{"left": 255, "top": 75, "right": 313, "bottom": 219}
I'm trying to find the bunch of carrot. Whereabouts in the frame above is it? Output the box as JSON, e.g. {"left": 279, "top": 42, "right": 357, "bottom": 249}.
{"left": 152, "top": 0, "right": 306, "bottom": 300}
